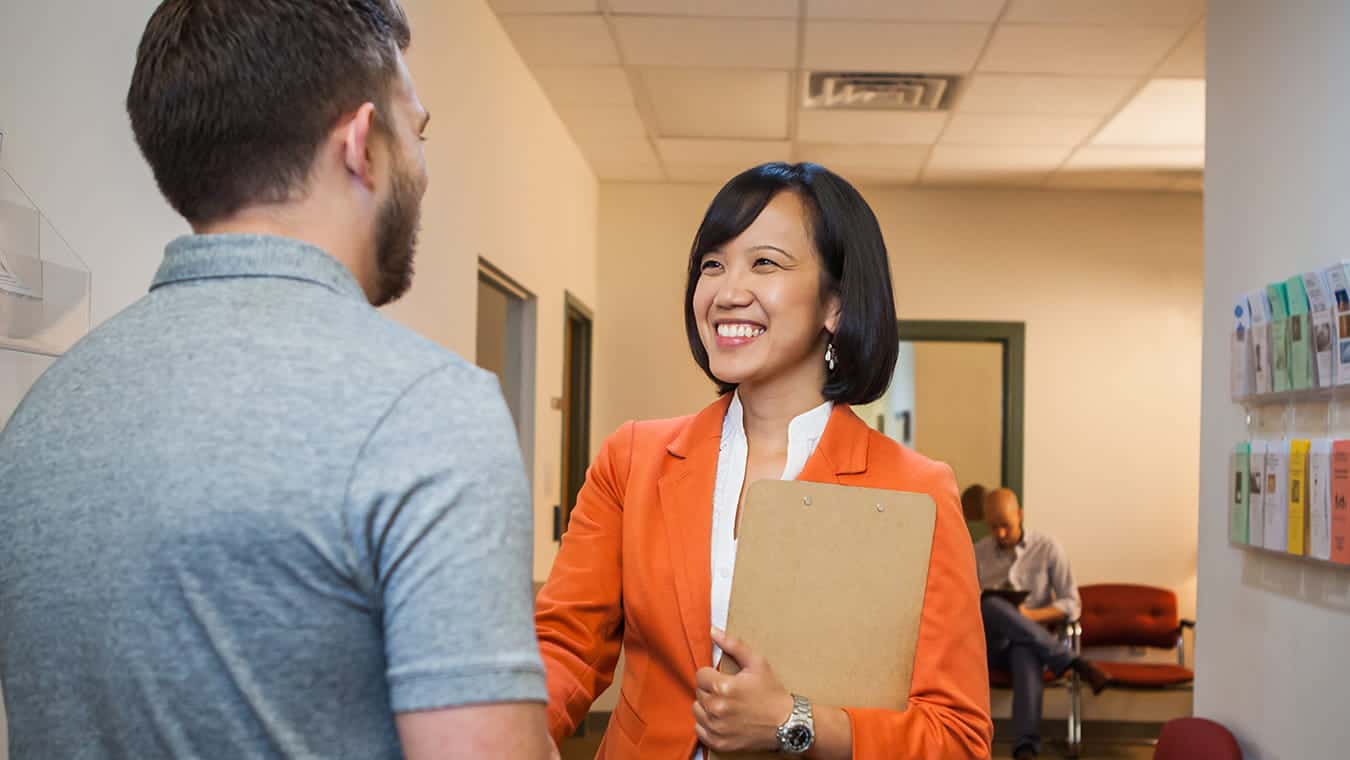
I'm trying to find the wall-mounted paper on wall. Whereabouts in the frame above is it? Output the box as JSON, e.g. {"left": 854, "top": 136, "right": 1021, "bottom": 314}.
{"left": 1302, "top": 271, "right": 1336, "bottom": 387}
{"left": 1249, "top": 440, "right": 1269, "bottom": 547}
{"left": 1323, "top": 262, "right": 1350, "bottom": 386}
{"left": 1247, "top": 290, "right": 1273, "bottom": 394}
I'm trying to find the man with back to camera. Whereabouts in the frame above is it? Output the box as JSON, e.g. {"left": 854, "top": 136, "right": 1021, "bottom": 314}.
{"left": 976, "top": 489, "right": 1111, "bottom": 760}
{"left": 0, "top": 1, "right": 552, "bottom": 758}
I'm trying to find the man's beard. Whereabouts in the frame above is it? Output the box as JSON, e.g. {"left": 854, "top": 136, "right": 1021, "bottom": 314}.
{"left": 370, "top": 165, "right": 422, "bottom": 307}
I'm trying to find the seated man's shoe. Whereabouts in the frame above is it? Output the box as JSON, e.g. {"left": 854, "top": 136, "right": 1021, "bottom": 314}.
{"left": 1071, "top": 657, "right": 1112, "bottom": 695}
{"left": 1013, "top": 744, "right": 1038, "bottom": 760}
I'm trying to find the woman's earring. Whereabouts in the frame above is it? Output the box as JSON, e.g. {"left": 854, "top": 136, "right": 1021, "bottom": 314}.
{"left": 825, "top": 342, "right": 837, "bottom": 372}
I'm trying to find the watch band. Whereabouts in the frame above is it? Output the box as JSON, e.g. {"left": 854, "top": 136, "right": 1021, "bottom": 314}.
{"left": 776, "top": 693, "right": 815, "bottom": 754}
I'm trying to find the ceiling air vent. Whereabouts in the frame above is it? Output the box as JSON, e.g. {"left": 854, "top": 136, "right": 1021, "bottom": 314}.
{"left": 803, "top": 72, "right": 958, "bottom": 112}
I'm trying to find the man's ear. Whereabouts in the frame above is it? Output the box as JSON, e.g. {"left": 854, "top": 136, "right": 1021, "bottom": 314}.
{"left": 342, "top": 102, "right": 379, "bottom": 191}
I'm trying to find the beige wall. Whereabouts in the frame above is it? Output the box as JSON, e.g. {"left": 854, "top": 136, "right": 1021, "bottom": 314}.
{"left": 1199, "top": 2, "right": 1350, "bottom": 757}
{"left": 595, "top": 183, "right": 1203, "bottom": 626}
{"left": 913, "top": 341, "right": 1004, "bottom": 495}
{"left": 0, "top": 0, "right": 597, "bottom": 592}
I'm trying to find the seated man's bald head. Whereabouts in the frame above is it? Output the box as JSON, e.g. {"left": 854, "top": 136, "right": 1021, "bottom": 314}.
{"left": 983, "top": 488, "right": 1023, "bottom": 549}
{"left": 984, "top": 488, "right": 1019, "bottom": 516}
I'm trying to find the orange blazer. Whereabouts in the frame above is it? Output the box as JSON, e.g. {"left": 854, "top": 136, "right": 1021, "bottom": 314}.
{"left": 535, "top": 396, "right": 992, "bottom": 759}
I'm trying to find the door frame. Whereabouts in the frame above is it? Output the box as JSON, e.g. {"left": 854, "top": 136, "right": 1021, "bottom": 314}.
{"left": 558, "top": 292, "right": 594, "bottom": 539}
{"left": 896, "top": 320, "right": 1025, "bottom": 500}
{"left": 477, "top": 257, "right": 538, "bottom": 483}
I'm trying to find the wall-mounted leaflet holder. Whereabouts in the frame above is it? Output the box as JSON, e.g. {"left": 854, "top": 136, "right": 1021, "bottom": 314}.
{"left": 0, "top": 130, "right": 92, "bottom": 358}
{"left": 1232, "top": 266, "right": 1350, "bottom": 569}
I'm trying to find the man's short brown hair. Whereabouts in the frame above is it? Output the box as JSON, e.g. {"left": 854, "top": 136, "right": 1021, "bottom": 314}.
{"left": 127, "top": 0, "right": 411, "bottom": 224}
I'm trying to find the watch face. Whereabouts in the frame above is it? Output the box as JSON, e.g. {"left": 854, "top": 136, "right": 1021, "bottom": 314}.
{"left": 784, "top": 723, "right": 813, "bottom": 752}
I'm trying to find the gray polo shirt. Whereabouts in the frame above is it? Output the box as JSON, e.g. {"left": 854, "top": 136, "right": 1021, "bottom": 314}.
{"left": 0, "top": 234, "right": 545, "bottom": 759}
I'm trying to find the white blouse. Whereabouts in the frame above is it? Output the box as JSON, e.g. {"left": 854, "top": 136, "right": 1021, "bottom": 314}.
{"left": 695, "top": 392, "right": 832, "bottom": 760}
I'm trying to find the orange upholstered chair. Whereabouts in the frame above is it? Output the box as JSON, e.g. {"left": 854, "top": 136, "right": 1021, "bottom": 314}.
{"left": 1078, "top": 584, "right": 1195, "bottom": 688}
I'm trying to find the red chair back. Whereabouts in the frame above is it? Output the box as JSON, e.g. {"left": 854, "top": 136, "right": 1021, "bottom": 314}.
{"left": 1153, "top": 717, "right": 1242, "bottom": 760}
{"left": 1079, "top": 583, "right": 1179, "bottom": 649}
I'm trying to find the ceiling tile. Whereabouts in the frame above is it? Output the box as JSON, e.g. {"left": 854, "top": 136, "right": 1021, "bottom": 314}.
{"left": 1064, "top": 146, "right": 1204, "bottom": 171}
{"left": 489, "top": 0, "right": 598, "bottom": 13}
{"left": 1156, "top": 21, "right": 1205, "bottom": 77}
{"left": 557, "top": 104, "right": 648, "bottom": 138}
{"left": 499, "top": 15, "right": 619, "bottom": 66}
{"left": 923, "top": 145, "right": 1070, "bottom": 185}
{"left": 592, "top": 160, "right": 666, "bottom": 182}
{"left": 830, "top": 166, "right": 923, "bottom": 186}
{"left": 797, "top": 110, "right": 949, "bottom": 144}
{"left": 643, "top": 69, "right": 790, "bottom": 140}
{"left": 1047, "top": 170, "right": 1177, "bottom": 191}
{"left": 1091, "top": 78, "right": 1205, "bottom": 146}
{"left": 804, "top": 21, "right": 990, "bottom": 72}
{"left": 610, "top": 0, "right": 797, "bottom": 17}
{"left": 979, "top": 24, "right": 1184, "bottom": 76}
{"left": 806, "top": 0, "right": 1005, "bottom": 22}
{"left": 796, "top": 142, "right": 930, "bottom": 171}
{"left": 532, "top": 66, "right": 633, "bottom": 106}
{"left": 957, "top": 74, "right": 1138, "bottom": 115}
{"left": 941, "top": 113, "right": 1102, "bottom": 146}
{"left": 657, "top": 139, "right": 791, "bottom": 166}
{"left": 574, "top": 137, "right": 659, "bottom": 165}
{"left": 614, "top": 17, "right": 797, "bottom": 69}
{"left": 577, "top": 137, "right": 664, "bottom": 181}
{"left": 666, "top": 165, "right": 756, "bottom": 183}
{"left": 1004, "top": 0, "right": 1204, "bottom": 26}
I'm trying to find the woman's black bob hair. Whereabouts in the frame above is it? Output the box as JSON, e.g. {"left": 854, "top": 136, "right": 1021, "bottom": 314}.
{"left": 683, "top": 162, "right": 899, "bottom": 406}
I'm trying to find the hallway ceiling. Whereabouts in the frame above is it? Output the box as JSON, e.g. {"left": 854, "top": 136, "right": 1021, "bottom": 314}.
{"left": 491, "top": 0, "right": 1205, "bottom": 192}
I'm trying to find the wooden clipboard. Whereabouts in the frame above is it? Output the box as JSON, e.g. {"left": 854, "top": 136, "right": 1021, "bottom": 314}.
{"left": 711, "top": 480, "right": 937, "bottom": 760}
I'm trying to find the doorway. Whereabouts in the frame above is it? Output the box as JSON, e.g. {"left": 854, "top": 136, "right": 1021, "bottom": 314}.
{"left": 557, "top": 293, "right": 593, "bottom": 539}
{"left": 476, "top": 259, "right": 537, "bottom": 479}
{"left": 857, "top": 320, "right": 1025, "bottom": 501}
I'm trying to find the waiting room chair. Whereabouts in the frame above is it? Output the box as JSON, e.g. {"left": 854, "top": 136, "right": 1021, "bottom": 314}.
{"left": 1078, "top": 583, "right": 1195, "bottom": 688}
{"left": 1048, "top": 584, "right": 1195, "bottom": 756}
{"left": 1153, "top": 717, "right": 1241, "bottom": 760}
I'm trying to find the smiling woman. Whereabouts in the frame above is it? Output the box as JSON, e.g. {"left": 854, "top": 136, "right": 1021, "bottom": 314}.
{"left": 535, "top": 163, "right": 992, "bottom": 760}
{"left": 684, "top": 165, "right": 899, "bottom": 407}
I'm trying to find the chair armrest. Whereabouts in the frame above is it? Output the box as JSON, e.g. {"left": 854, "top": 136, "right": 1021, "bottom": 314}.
{"left": 1062, "top": 619, "right": 1082, "bottom": 656}
{"left": 1177, "top": 619, "right": 1196, "bottom": 667}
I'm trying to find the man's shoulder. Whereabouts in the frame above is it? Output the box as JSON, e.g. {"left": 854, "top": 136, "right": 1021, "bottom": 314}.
{"left": 1024, "top": 529, "right": 1070, "bottom": 559}
{"left": 1023, "top": 528, "right": 1062, "bottom": 548}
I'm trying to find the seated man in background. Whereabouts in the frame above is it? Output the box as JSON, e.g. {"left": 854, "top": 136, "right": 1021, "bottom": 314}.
{"left": 975, "top": 488, "right": 1110, "bottom": 760}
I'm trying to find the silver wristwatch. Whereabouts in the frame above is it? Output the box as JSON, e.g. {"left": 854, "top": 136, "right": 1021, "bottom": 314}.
{"left": 776, "top": 694, "right": 815, "bottom": 754}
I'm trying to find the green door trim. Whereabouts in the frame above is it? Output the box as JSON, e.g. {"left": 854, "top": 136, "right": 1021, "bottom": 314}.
{"left": 896, "top": 320, "right": 1025, "bottom": 501}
